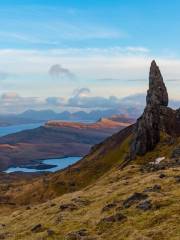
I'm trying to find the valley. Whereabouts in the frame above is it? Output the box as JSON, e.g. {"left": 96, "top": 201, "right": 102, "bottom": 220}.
{"left": 0, "top": 116, "right": 134, "bottom": 172}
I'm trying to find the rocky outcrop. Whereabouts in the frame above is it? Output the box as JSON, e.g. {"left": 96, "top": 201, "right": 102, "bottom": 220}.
{"left": 131, "top": 60, "right": 167, "bottom": 156}
{"left": 131, "top": 60, "right": 180, "bottom": 157}
{"left": 147, "top": 60, "right": 168, "bottom": 106}
{"left": 159, "top": 106, "right": 180, "bottom": 136}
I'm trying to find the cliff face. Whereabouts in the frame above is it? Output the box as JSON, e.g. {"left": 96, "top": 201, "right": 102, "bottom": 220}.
{"left": 131, "top": 60, "right": 180, "bottom": 157}
{"left": 147, "top": 60, "right": 168, "bottom": 106}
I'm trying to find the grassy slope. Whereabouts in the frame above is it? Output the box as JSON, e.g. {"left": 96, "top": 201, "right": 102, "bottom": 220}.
{"left": 1, "top": 125, "right": 133, "bottom": 205}
{"left": 0, "top": 130, "right": 180, "bottom": 239}
{"left": 0, "top": 157, "right": 180, "bottom": 239}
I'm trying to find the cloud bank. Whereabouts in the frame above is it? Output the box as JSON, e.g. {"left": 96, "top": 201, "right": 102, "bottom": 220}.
{"left": 0, "top": 87, "right": 142, "bottom": 114}
{"left": 0, "top": 47, "right": 180, "bottom": 100}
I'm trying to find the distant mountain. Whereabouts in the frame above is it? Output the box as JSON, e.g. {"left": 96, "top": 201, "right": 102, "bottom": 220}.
{"left": 0, "top": 94, "right": 179, "bottom": 126}
{"left": 15, "top": 95, "right": 149, "bottom": 122}
{"left": 0, "top": 107, "right": 138, "bottom": 127}
{"left": 16, "top": 107, "right": 141, "bottom": 123}
{"left": 108, "top": 114, "right": 135, "bottom": 124}
{"left": 0, "top": 115, "right": 40, "bottom": 127}
{"left": 18, "top": 109, "right": 115, "bottom": 121}
{"left": 18, "top": 109, "right": 62, "bottom": 121}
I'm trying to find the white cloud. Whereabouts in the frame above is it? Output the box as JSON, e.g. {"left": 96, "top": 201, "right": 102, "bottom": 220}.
{"left": 67, "top": 95, "right": 121, "bottom": 109}
{"left": 0, "top": 47, "right": 150, "bottom": 76}
{"left": 46, "top": 97, "right": 65, "bottom": 106}
{"left": 1, "top": 92, "right": 20, "bottom": 100}
{"left": 72, "top": 88, "right": 91, "bottom": 98}
{"left": 49, "top": 64, "right": 75, "bottom": 80}
{"left": 67, "top": 88, "right": 121, "bottom": 109}
{"left": 0, "top": 92, "right": 43, "bottom": 114}
{"left": 0, "top": 47, "right": 180, "bottom": 100}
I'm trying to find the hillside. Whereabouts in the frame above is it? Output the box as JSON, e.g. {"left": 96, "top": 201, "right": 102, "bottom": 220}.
{"left": 45, "top": 117, "right": 132, "bottom": 129}
{"left": 0, "top": 131, "right": 180, "bottom": 240}
{"left": 0, "top": 116, "right": 133, "bottom": 171}
{"left": 0, "top": 61, "right": 179, "bottom": 240}
{"left": 0, "top": 124, "right": 133, "bottom": 204}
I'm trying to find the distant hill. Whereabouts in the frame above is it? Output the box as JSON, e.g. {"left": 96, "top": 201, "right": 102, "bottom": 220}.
{"left": 0, "top": 116, "right": 134, "bottom": 171}
{"left": 18, "top": 108, "right": 137, "bottom": 122}
{"left": 0, "top": 93, "right": 179, "bottom": 127}
{"left": 0, "top": 115, "right": 40, "bottom": 127}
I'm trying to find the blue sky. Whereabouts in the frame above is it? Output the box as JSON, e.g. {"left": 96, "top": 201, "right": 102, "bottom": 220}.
{"left": 0, "top": 0, "right": 180, "bottom": 113}
{"left": 0, "top": 0, "right": 180, "bottom": 53}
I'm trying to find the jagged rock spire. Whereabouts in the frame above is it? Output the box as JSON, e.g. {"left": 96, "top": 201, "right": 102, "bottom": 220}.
{"left": 146, "top": 60, "right": 168, "bottom": 106}
{"left": 130, "top": 60, "right": 168, "bottom": 157}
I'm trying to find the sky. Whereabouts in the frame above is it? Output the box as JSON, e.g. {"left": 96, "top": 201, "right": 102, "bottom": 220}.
{"left": 0, "top": 0, "right": 180, "bottom": 113}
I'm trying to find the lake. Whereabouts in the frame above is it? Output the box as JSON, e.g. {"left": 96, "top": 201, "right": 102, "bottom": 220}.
{"left": 4, "top": 157, "right": 81, "bottom": 173}
{"left": 0, "top": 123, "right": 44, "bottom": 137}
{"left": 0, "top": 122, "right": 85, "bottom": 173}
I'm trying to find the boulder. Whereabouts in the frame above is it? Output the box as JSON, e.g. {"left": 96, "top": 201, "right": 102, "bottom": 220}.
{"left": 59, "top": 203, "right": 78, "bottom": 211}
{"left": 66, "top": 229, "right": 89, "bottom": 240}
{"left": 137, "top": 200, "right": 152, "bottom": 211}
{"left": 102, "top": 202, "right": 117, "bottom": 212}
{"left": 159, "top": 173, "right": 166, "bottom": 178}
{"left": 123, "top": 192, "right": 148, "bottom": 208}
{"left": 174, "top": 176, "right": 180, "bottom": 183}
{"left": 31, "top": 224, "right": 43, "bottom": 233}
{"left": 144, "top": 184, "right": 161, "bottom": 193}
{"left": 171, "top": 146, "right": 180, "bottom": 158}
{"left": 100, "top": 213, "right": 126, "bottom": 223}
